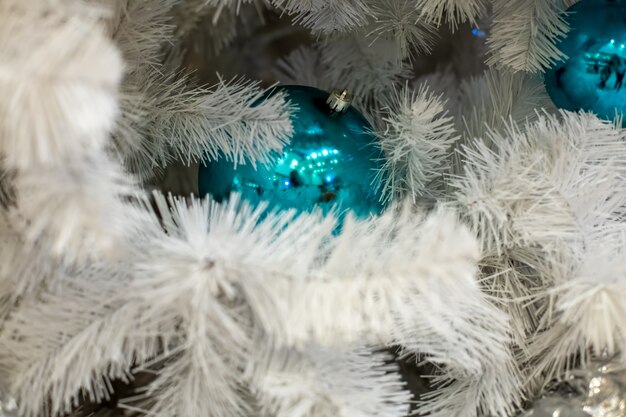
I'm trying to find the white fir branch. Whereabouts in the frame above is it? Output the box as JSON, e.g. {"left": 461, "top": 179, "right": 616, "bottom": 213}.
{"left": 0, "top": 264, "right": 169, "bottom": 417}
{"left": 272, "top": 0, "right": 372, "bottom": 34}
{"left": 106, "top": 0, "right": 177, "bottom": 73}
{"left": 452, "top": 111, "right": 626, "bottom": 258}
{"left": 133, "top": 193, "right": 332, "bottom": 346}
{"left": 162, "top": 78, "right": 294, "bottom": 168}
{"left": 458, "top": 68, "right": 555, "bottom": 145}
{"left": 479, "top": 259, "right": 543, "bottom": 352}
{"left": 133, "top": 299, "right": 251, "bottom": 417}
{"left": 452, "top": 111, "right": 626, "bottom": 394}
{"left": 487, "top": 0, "right": 570, "bottom": 73}
{"left": 133, "top": 194, "right": 479, "bottom": 355}
{"left": 251, "top": 346, "right": 411, "bottom": 417}
{"left": 120, "top": 195, "right": 282, "bottom": 417}
{"left": 367, "top": 0, "right": 438, "bottom": 61}
{"left": 279, "top": 205, "right": 481, "bottom": 349}
{"left": 416, "top": 0, "right": 487, "bottom": 30}
{"left": 0, "top": 0, "right": 122, "bottom": 169}
{"left": 386, "top": 244, "right": 523, "bottom": 417}
{"left": 378, "top": 83, "right": 459, "bottom": 201}
{"left": 413, "top": 65, "right": 462, "bottom": 117}
{"left": 9, "top": 154, "right": 141, "bottom": 259}
{"left": 418, "top": 357, "right": 522, "bottom": 417}
{"left": 0, "top": 218, "right": 68, "bottom": 319}
{"left": 526, "top": 240, "right": 626, "bottom": 391}
{"left": 273, "top": 46, "right": 332, "bottom": 90}
{"left": 117, "top": 74, "right": 294, "bottom": 180}
{"left": 115, "top": 78, "right": 160, "bottom": 179}
{"left": 320, "top": 33, "right": 412, "bottom": 109}
{"left": 557, "top": 273, "right": 626, "bottom": 358}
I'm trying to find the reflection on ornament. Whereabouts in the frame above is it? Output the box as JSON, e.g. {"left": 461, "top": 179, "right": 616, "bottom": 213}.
{"left": 544, "top": 0, "right": 626, "bottom": 124}
{"left": 523, "top": 359, "right": 626, "bottom": 417}
{"left": 198, "top": 85, "right": 386, "bottom": 219}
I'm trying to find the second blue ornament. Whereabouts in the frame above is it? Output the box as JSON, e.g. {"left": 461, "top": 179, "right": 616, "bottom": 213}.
{"left": 544, "top": 0, "right": 626, "bottom": 124}
{"left": 198, "top": 85, "right": 386, "bottom": 219}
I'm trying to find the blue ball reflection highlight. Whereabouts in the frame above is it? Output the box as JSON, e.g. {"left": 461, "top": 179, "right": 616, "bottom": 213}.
{"left": 544, "top": 0, "right": 626, "bottom": 124}
{"left": 198, "top": 85, "right": 386, "bottom": 219}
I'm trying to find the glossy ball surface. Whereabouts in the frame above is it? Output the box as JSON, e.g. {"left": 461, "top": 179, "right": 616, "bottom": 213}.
{"left": 544, "top": 0, "right": 626, "bottom": 123}
{"left": 198, "top": 85, "right": 386, "bottom": 219}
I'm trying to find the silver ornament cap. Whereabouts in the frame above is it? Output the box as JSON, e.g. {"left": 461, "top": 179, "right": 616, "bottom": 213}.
{"left": 326, "top": 89, "right": 352, "bottom": 114}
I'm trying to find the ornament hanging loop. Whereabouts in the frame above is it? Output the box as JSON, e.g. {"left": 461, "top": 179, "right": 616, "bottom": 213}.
{"left": 326, "top": 89, "right": 352, "bottom": 115}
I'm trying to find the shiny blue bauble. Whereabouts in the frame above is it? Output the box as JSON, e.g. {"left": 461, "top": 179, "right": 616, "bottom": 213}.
{"left": 198, "top": 85, "right": 386, "bottom": 219}
{"left": 544, "top": 0, "right": 626, "bottom": 124}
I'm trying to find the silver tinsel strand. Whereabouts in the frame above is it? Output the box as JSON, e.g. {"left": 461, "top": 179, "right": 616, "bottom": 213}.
{"left": 524, "top": 359, "right": 626, "bottom": 417}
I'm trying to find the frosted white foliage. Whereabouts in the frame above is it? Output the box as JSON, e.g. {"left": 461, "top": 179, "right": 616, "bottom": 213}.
{"left": 0, "top": 263, "right": 167, "bottom": 417}
{"left": 320, "top": 34, "right": 412, "bottom": 109}
{"left": 458, "top": 68, "right": 555, "bottom": 144}
{"left": 104, "top": 0, "right": 294, "bottom": 179}
{"left": 106, "top": 0, "right": 178, "bottom": 73}
{"left": 378, "top": 83, "right": 459, "bottom": 201}
{"left": 487, "top": 0, "right": 570, "bottom": 73}
{"left": 419, "top": 355, "right": 522, "bottom": 417}
{"left": 137, "top": 195, "right": 479, "bottom": 348}
{"left": 171, "top": 0, "right": 243, "bottom": 57}
{"left": 252, "top": 347, "right": 411, "bottom": 417}
{"left": 0, "top": 0, "right": 122, "bottom": 169}
{"left": 452, "top": 111, "right": 626, "bottom": 392}
{"left": 280, "top": 205, "right": 481, "bottom": 348}
{"left": 162, "top": 79, "right": 294, "bottom": 168}
{"left": 526, "top": 237, "right": 626, "bottom": 390}
{"left": 416, "top": 0, "right": 487, "bottom": 30}
{"left": 0, "top": 194, "right": 472, "bottom": 417}
{"left": 413, "top": 65, "right": 462, "bottom": 115}
{"left": 556, "top": 244, "right": 626, "bottom": 355}
{"left": 4, "top": 1, "right": 626, "bottom": 417}
{"left": 9, "top": 154, "right": 140, "bottom": 259}
{"left": 117, "top": 76, "right": 294, "bottom": 179}
{"left": 368, "top": 0, "right": 438, "bottom": 60}
{"left": 123, "top": 195, "right": 284, "bottom": 417}
{"left": 272, "top": 0, "right": 372, "bottom": 34}
{"left": 273, "top": 46, "right": 332, "bottom": 90}
{"left": 0, "top": 219, "right": 66, "bottom": 317}
{"left": 453, "top": 111, "right": 626, "bottom": 258}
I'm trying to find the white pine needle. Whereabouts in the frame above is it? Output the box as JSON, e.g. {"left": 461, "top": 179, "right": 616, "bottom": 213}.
{"left": 367, "top": 0, "right": 438, "bottom": 60}
{"left": 272, "top": 0, "right": 372, "bottom": 34}
{"left": 416, "top": 0, "right": 487, "bottom": 30}
{"left": 0, "top": 0, "right": 122, "bottom": 169}
{"left": 320, "top": 33, "right": 412, "bottom": 109}
{"left": 487, "top": 0, "right": 570, "bottom": 73}
{"left": 458, "top": 67, "right": 556, "bottom": 144}
{"left": 105, "top": 0, "right": 178, "bottom": 73}
{"left": 273, "top": 46, "right": 333, "bottom": 90}
{"left": 526, "top": 238, "right": 626, "bottom": 391}
{"left": 0, "top": 263, "right": 166, "bottom": 417}
{"left": 252, "top": 346, "right": 411, "bottom": 417}
{"left": 117, "top": 75, "right": 294, "bottom": 180}
{"left": 452, "top": 111, "right": 626, "bottom": 257}
{"left": 378, "top": 83, "right": 459, "bottom": 201}
{"left": 8, "top": 154, "right": 141, "bottom": 259}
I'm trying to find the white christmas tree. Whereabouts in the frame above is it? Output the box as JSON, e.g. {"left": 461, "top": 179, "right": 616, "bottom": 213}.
{"left": 0, "top": 1, "right": 625, "bottom": 417}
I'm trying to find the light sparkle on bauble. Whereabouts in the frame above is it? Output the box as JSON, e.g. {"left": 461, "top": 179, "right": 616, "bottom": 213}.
{"left": 198, "top": 85, "right": 386, "bottom": 219}
{"left": 544, "top": 0, "right": 626, "bottom": 124}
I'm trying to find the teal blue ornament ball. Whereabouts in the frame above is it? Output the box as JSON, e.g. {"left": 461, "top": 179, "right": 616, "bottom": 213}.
{"left": 198, "top": 85, "right": 386, "bottom": 219}
{"left": 544, "top": 0, "right": 626, "bottom": 123}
